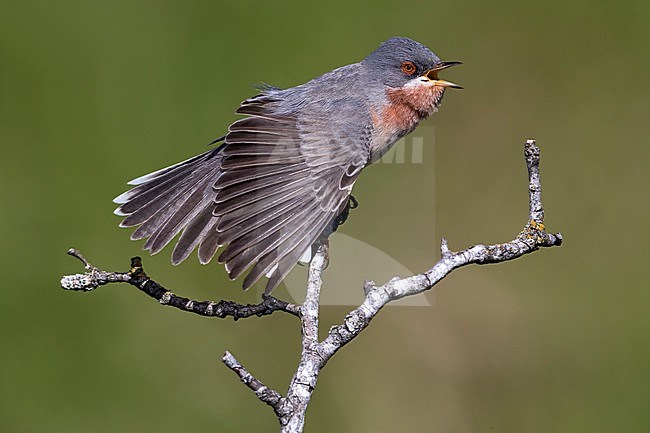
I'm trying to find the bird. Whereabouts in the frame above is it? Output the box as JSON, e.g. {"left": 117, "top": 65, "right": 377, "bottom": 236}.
{"left": 113, "top": 36, "right": 462, "bottom": 294}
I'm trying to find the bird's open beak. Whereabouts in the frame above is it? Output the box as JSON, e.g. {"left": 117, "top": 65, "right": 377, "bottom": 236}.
{"left": 422, "top": 61, "right": 463, "bottom": 89}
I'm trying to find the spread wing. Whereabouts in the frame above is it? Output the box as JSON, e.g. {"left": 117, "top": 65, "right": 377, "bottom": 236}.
{"left": 115, "top": 90, "right": 371, "bottom": 293}
{"left": 214, "top": 92, "right": 371, "bottom": 292}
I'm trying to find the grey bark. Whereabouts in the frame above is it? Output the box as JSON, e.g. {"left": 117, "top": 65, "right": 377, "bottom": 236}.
{"left": 61, "top": 139, "right": 561, "bottom": 433}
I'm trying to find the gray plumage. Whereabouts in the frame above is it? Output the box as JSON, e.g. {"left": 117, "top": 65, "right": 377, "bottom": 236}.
{"left": 113, "top": 37, "right": 459, "bottom": 293}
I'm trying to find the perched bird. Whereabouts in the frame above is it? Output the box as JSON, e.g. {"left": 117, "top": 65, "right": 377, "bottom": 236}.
{"left": 113, "top": 37, "right": 461, "bottom": 293}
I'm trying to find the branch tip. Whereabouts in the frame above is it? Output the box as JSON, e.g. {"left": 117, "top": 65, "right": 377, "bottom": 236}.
{"left": 440, "top": 237, "right": 451, "bottom": 257}
{"left": 222, "top": 350, "right": 283, "bottom": 411}
{"left": 67, "top": 248, "right": 93, "bottom": 269}
{"left": 61, "top": 250, "right": 299, "bottom": 319}
{"left": 222, "top": 350, "right": 234, "bottom": 364}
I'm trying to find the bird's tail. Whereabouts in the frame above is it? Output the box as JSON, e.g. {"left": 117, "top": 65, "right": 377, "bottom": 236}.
{"left": 113, "top": 147, "right": 224, "bottom": 265}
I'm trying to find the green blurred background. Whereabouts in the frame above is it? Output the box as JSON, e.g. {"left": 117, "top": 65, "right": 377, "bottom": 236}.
{"left": 1, "top": 1, "right": 649, "bottom": 432}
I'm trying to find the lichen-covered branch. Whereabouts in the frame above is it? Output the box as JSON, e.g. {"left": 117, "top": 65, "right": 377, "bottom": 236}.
{"left": 246, "top": 139, "right": 561, "bottom": 432}
{"left": 61, "top": 139, "right": 561, "bottom": 433}
{"left": 60, "top": 249, "right": 300, "bottom": 319}
{"left": 317, "top": 139, "right": 561, "bottom": 363}
{"left": 222, "top": 351, "right": 284, "bottom": 412}
{"left": 276, "top": 243, "right": 328, "bottom": 432}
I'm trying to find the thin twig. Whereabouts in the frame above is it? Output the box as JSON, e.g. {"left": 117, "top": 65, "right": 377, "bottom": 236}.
{"left": 222, "top": 351, "right": 284, "bottom": 412}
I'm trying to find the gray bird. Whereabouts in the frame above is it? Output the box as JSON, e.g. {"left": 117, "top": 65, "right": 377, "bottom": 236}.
{"left": 113, "top": 37, "right": 461, "bottom": 293}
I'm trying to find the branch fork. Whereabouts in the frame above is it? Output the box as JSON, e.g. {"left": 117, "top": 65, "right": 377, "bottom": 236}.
{"left": 61, "top": 140, "right": 561, "bottom": 433}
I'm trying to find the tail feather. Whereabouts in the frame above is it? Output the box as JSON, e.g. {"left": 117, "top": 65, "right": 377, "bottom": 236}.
{"left": 115, "top": 148, "right": 223, "bottom": 258}
{"left": 117, "top": 160, "right": 208, "bottom": 221}
{"left": 122, "top": 167, "right": 211, "bottom": 233}
{"left": 126, "top": 152, "right": 209, "bottom": 186}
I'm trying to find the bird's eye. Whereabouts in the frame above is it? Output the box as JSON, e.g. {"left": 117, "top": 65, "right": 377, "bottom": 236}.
{"left": 401, "top": 61, "right": 416, "bottom": 76}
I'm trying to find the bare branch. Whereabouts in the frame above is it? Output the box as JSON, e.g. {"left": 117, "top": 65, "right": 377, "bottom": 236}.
{"left": 61, "top": 248, "right": 131, "bottom": 290}
{"left": 61, "top": 139, "right": 561, "bottom": 433}
{"left": 269, "top": 140, "right": 562, "bottom": 432}
{"left": 61, "top": 252, "right": 299, "bottom": 319}
{"left": 222, "top": 351, "right": 284, "bottom": 412}
{"left": 275, "top": 244, "right": 329, "bottom": 432}
{"left": 318, "top": 139, "right": 561, "bottom": 358}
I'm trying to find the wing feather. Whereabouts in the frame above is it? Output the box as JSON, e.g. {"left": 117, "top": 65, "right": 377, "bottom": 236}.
{"left": 223, "top": 202, "right": 323, "bottom": 281}
{"left": 216, "top": 196, "right": 305, "bottom": 242}
{"left": 246, "top": 208, "right": 334, "bottom": 291}
{"left": 114, "top": 82, "right": 371, "bottom": 292}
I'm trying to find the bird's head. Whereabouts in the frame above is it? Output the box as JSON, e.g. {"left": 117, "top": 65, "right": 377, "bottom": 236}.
{"left": 362, "top": 37, "right": 462, "bottom": 115}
